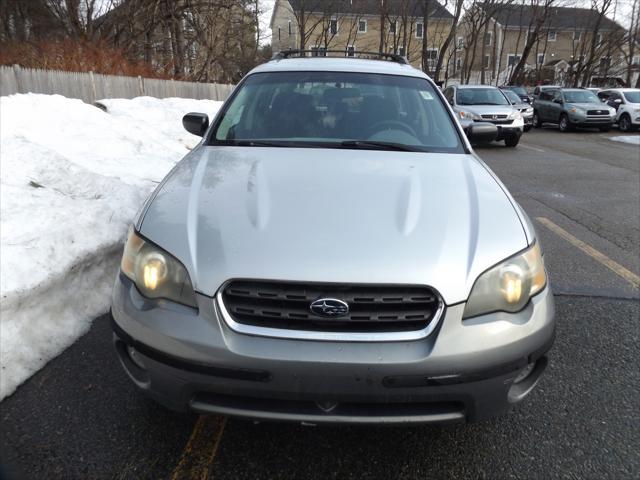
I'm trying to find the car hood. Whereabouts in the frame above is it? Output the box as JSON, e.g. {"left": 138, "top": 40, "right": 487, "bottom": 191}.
{"left": 455, "top": 105, "right": 515, "bottom": 116}
{"left": 139, "top": 147, "right": 528, "bottom": 304}
{"left": 567, "top": 102, "right": 610, "bottom": 110}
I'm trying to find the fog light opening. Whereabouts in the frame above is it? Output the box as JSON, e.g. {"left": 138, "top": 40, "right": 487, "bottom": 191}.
{"left": 513, "top": 362, "right": 535, "bottom": 384}
{"left": 127, "top": 345, "right": 146, "bottom": 371}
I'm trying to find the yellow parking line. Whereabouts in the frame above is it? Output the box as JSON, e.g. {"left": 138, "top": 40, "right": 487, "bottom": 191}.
{"left": 171, "top": 415, "right": 227, "bottom": 480}
{"left": 536, "top": 217, "right": 640, "bottom": 289}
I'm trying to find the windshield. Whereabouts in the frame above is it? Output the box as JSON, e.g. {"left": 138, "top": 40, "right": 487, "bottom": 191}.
{"left": 456, "top": 87, "right": 509, "bottom": 106}
{"left": 502, "top": 90, "right": 522, "bottom": 104}
{"left": 563, "top": 90, "right": 600, "bottom": 103}
{"left": 507, "top": 86, "right": 527, "bottom": 96}
{"left": 211, "top": 71, "right": 463, "bottom": 153}
{"left": 623, "top": 91, "right": 640, "bottom": 103}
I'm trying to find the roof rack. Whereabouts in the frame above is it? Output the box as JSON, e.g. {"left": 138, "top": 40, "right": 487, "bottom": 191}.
{"left": 271, "top": 49, "right": 410, "bottom": 65}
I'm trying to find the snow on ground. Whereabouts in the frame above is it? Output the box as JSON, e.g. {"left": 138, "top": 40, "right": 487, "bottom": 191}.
{"left": 609, "top": 135, "right": 640, "bottom": 146}
{"left": 0, "top": 94, "right": 222, "bottom": 400}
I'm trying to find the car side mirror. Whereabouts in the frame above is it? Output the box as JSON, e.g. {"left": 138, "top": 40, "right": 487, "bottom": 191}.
{"left": 465, "top": 122, "right": 498, "bottom": 144}
{"left": 613, "top": 98, "right": 622, "bottom": 104}
{"left": 183, "top": 112, "right": 209, "bottom": 137}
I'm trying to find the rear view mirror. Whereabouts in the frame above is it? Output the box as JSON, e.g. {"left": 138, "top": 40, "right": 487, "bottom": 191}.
{"left": 613, "top": 98, "right": 622, "bottom": 104}
{"left": 465, "top": 122, "right": 498, "bottom": 144}
{"left": 183, "top": 113, "right": 209, "bottom": 137}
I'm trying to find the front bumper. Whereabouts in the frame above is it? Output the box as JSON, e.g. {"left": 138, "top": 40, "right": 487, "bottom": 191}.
{"left": 569, "top": 114, "right": 615, "bottom": 128}
{"left": 111, "top": 275, "right": 556, "bottom": 424}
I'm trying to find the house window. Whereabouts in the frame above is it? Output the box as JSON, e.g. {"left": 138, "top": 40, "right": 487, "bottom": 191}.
{"left": 346, "top": 45, "right": 356, "bottom": 57}
{"left": 457, "top": 36, "right": 464, "bottom": 49}
{"left": 599, "top": 56, "right": 611, "bottom": 72}
{"left": 484, "top": 32, "right": 492, "bottom": 47}
{"left": 537, "top": 53, "right": 545, "bottom": 65}
{"left": 596, "top": 33, "right": 602, "bottom": 45}
{"left": 389, "top": 21, "right": 396, "bottom": 34}
{"left": 288, "top": 20, "right": 292, "bottom": 36}
{"left": 329, "top": 19, "right": 338, "bottom": 35}
{"left": 483, "top": 54, "right": 490, "bottom": 69}
{"left": 507, "top": 54, "right": 521, "bottom": 67}
{"left": 547, "top": 30, "right": 557, "bottom": 41}
{"left": 426, "top": 48, "right": 438, "bottom": 70}
{"left": 398, "top": 45, "right": 406, "bottom": 56}
{"left": 358, "top": 20, "right": 367, "bottom": 33}
{"left": 278, "top": 27, "right": 281, "bottom": 41}
{"left": 632, "top": 55, "right": 640, "bottom": 66}
{"left": 573, "top": 31, "right": 581, "bottom": 41}
{"left": 455, "top": 57, "right": 462, "bottom": 71}
{"left": 416, "top": 22, "right": 424, "bottom": 39}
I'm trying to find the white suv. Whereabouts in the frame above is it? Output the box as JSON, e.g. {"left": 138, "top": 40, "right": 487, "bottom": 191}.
{"left": 598, "top": 88, "right": 640, "bottom": 132}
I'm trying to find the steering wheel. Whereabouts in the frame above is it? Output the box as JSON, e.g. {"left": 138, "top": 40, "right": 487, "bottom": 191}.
{"left": 367, "top": 120, "right": 417, "bottom": 138}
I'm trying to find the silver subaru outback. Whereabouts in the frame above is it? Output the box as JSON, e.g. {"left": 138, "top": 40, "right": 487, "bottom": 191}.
{"left": 111, "top": 52, "right": 555, "bottom": 425}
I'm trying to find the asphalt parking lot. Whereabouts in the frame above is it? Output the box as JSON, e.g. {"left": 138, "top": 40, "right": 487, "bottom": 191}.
{"left": 1, "top": 128, "right": 639, "bottom": 480}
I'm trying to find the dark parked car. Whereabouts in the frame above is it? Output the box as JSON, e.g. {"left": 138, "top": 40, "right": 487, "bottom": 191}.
{"left": 502, "top": 85, "right": 533, "bottom": 104}
{"left": 533, "top": 88, "right": 616, "bottom": 132}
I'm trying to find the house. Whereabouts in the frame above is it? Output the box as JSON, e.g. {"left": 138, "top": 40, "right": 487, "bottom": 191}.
{"left": 458, "top": 2, "right": 636, "bottom": 87}
{"left": 270, "top": 0, "right": 455, "bottom": 73}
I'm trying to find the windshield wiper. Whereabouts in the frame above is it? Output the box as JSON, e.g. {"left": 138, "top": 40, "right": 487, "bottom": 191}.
{"left": 339, "top": 140, "right": 423, "bottom": 152}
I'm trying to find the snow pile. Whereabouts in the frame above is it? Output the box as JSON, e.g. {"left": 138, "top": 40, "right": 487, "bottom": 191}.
{"left": 609, "top": 135, "right": 640, "bottom": 146}
{"left": 0, "top": 94, "right": 222, "bottom": 400}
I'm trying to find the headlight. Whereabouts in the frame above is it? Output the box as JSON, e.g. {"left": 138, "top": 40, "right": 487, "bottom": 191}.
{"left": 120, "top": 228, "right": 198, "bottom": 308}
{"left": 525, "top": 107, "right": 533, "bottom": 114}
{"left": 569, "top": 107, "right": 584, "bottom": 114}
{"left": 508, "top": 110, "right": 522, "bottom": 120}
{"left": 608, "top": 107, "right": 616, "bottom": 115}
{"left": 458, "top": 110, "right": 482, "bottom": 121}
{"left": 462, "top": 242, "right": 546, "bottom": 319}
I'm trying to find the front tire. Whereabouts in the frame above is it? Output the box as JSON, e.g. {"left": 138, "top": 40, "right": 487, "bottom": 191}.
{"left": 505, "top": 135, "right": 520, "bottom": 147}
{"left": 533, "top": 111, "right": 542, "bottom": 128}
{"left": 619, "top": 114, "right": 632, "bottom": 132}
{"left": 559, "top": 114, "right": 572, "bottom": 132}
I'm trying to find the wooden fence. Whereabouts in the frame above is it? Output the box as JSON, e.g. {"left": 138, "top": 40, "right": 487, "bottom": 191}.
{"left": 0, "top": 65, "right": 235, "bottom": 102}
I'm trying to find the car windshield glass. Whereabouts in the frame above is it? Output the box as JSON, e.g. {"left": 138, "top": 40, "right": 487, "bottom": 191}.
{"left": 509, "top": 86, "right": 527, "bottom": 96}
{"left": 456, "top": 88, "right": 509, "bottom": 106}
{"left": 623, "top": 91, "right": 640, "bottom": 103}
{"left": 563, "top": 90, "right": 600, "bottom": 103}
{"left": 502, "top": 90, "right": 521, "bottom": 104}
{"left": 211, "top": 71, "right": 463, "bottom": 153}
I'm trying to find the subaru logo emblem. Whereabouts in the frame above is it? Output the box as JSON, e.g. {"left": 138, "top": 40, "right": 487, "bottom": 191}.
{"left": 310, "top": 298, "right": 349, "bottom": 317}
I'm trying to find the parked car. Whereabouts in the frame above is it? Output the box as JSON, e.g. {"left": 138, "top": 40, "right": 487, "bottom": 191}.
{"left": 501, "top": 85, "right": 533, "bottom": 104}
{"left": 597, "top": 88, "right": 640, "bottom": 132}
{"left": 443, "top": 84, "right": 524, "bottom": 147}
{"left": 532, "top": 85, "right": 560, "bottom": 99}
{"left": 533, "top": 88, "right": 616, "bottom": 132}
{"left": 501, "top": 88, "right": 534, "bottom": 131}
{"left": 111, "top": 52, "right": 555, "bottom": 425}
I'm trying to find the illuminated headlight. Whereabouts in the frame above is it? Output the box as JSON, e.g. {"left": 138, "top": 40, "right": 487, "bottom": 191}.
{"left": 569, "top": 107, "right": 584, "bottom": 115}
{"left": 463, "top": 242, "right": 547, "bottom": 318}
{"left": 508, "top": 110, "right": 522, "bottom": 120}
{"left": 458, "top": 110, "right": 482, "bottom": 121}
{"left": 120, "top": 228, "right": 198, "bottom": 308}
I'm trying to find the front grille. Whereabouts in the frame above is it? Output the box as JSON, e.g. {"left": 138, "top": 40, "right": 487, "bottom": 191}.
{"left": 587, "top": 109, "right": 608, "bottom": 115}
{"left": 481, "top": 114, "right": 508, "bottom": 120}
{"left": 220, "top": 280, "right": 441, "bottom": 333}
